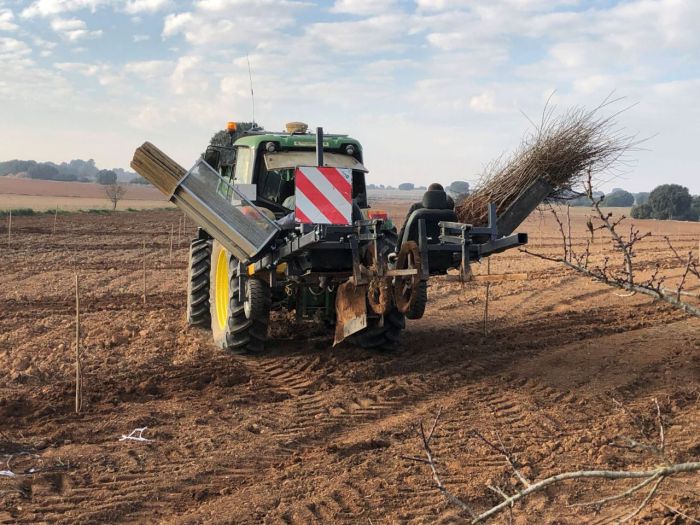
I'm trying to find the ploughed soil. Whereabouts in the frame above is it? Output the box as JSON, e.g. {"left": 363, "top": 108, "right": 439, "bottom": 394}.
{"left": 0, "top": 179, "right": 165, "bottom": 201}
{"left": 1, "top": 207, "right": 699, "bottom": 524}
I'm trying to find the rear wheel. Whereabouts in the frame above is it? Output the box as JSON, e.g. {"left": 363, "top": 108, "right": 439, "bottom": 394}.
{"left": 352, "top": 307, "right": 405, "bottom": 351}
{"left": 393, "top": 241, "right": 422, "bottom": 315}
{"left": 228, "top": 271, "right": 271, "bottom": 354}
{"left": 406, "top": 281, "right": 428, "bottom": 320}
{"left": 186, "top": 238, "right": 212, "bottom": 328}
{"left": 209, "top": 240, "right": 271, "bottom": 354}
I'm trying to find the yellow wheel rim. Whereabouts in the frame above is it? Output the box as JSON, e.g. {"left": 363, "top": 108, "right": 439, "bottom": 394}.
{"left": 215, "top": 249, "right": 229, "bottom": 330}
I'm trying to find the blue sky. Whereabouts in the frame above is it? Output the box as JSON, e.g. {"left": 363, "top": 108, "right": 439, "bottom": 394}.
{"left": 1, "top": 0, "right": 699, "bottom": 192}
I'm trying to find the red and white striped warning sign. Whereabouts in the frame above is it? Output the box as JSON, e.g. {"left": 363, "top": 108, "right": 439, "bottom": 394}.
{"left": 294, "top": 166, "right": 352, "bottom": 225}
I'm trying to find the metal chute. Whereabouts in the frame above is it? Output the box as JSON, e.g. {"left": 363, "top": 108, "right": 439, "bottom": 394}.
{"left": 131, "top": 143, "right": 280, "bottom": 262}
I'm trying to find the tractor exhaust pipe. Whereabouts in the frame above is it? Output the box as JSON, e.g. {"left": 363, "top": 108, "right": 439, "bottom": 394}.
{"left": 316, "top": 126, "right": 324, "bottom": 167}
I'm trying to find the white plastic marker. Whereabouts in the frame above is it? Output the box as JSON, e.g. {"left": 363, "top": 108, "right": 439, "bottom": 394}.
{"left": 119, "top": 427, "right": 153, "bottom": 442}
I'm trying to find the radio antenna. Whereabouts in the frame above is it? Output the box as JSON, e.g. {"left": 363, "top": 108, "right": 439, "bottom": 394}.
{"left": 246, "top": 53, "right": 255, "bottom": 127}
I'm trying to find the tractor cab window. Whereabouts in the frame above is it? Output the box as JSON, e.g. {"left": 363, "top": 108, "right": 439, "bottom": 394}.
{"left": 233, "top": 146, "right": 253, "bottom": 184}
{"left": 256, "top": 164, "right": 296, "bottom": 212}
{"left": 260, "top": 150, "right": 369, "bottom": 211}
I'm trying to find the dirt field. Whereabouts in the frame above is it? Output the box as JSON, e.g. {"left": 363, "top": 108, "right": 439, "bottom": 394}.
{"left": 0, "top": 179, "right": 170, "bottom": 211}
{"left": 1, "top": 206, "right": 699, "bottom": 524}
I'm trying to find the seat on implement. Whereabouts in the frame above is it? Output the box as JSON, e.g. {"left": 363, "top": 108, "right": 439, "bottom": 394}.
{"left": 399, "top": 190, "right": 458, "bottom": 274}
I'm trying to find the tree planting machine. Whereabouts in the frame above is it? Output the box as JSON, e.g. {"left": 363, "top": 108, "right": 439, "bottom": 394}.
{"left": 131, "top": 122, "right": 549, "bottom": 353}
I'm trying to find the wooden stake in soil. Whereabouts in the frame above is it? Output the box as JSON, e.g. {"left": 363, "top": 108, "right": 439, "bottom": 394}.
{"left": 142, "top": 240, "right": 147, "bottom": 305}
{"left": 566, "top": 204, "right": 572, "bottom": 263}
{"left": 53, "top": 205, "right": 58, "bottom": 236}
{"left": 483, "top": 258, "right": 491, "bottom": 337}
{"left": 169, "top": 224, "right": 174, "bottom": 265}
{"left": 75, "top": 272, "right": 82, "bottom": 414}
{"left": 7, "top": 209, "right": 11, "bottom": 247}
{"left": 177, "top": 215, "right": 182, "bottom": 247}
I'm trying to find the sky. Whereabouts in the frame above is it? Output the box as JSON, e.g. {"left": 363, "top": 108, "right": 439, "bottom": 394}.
{"left": 0, "top": 0, "right": 698, "bottom": 193}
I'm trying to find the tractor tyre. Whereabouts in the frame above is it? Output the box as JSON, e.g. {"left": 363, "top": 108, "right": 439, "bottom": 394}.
{"left": 352, "top": 307, "right": 405, "bottom": 351}
{"left": 186, "top": 238, "right": 212, "bottom": 328}
{"left": 406, "top": 280, "right": 428, "bottom": 320}
{"left": 228, "top": 270, "right": 271, "bottom": 354}
{"left": 209, "top": 240, "right": 271, "bottom": 354}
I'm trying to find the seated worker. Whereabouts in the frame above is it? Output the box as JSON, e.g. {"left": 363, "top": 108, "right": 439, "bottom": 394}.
{"left": 276, "top": 194, "right": 296, "bottom": 229}
{"left": 397, "top": 183, "right": 454, "bottom": 245}
{"left": 405, "top": 183, "right": 454, "bottom": 217}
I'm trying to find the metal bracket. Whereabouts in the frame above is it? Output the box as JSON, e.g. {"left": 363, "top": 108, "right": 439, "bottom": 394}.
{"left": 417, "top": 218, "right": 429, "bottom": 280}
{"left": 349, "top": 234, "right": 363, "bottom": 285}
{"left": 469, "top": 202, "right": 499, "bottom": 239}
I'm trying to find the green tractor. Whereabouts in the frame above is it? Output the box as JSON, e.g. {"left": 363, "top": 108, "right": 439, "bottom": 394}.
{"left": 131, "top": 122, "right": 533, "bottom": 354}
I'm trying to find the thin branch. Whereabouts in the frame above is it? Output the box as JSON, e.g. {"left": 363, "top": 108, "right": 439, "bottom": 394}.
{"left": 677, "top": 253, "right": 693, "bottom": 302}
{"left": 472, "top": 463, "right": 696, "bottom": 524}
{"left": 654, "top": 397, "right": 665, "bottom": 460}
{"left": 664, "top": 236, "right": 700, "bottom": 280}
{"left": 518, "top": 249, "right": 700, "bottom": 318}
{"left": 618, "top": 475, "right": 664, "bottom": 524}
{"left": 659, "top": 501, "right": 700, "bottom": 524}
{"left": 568, "top": 474, "right": 660, "bottom": 508}
{"left": 487, "top": 484, "right": 510, "bottom": 502}
{"left": 426, "top": 407, "right": 442, "bottom": 446}
{"left": 472, "top": 430, "right": 531, "bottom": 488}
{"left": 411, "top": 411, "right": 477, "bottom": 518}
{"left": 405, "top": 407, "right": 700, "bottom": 524}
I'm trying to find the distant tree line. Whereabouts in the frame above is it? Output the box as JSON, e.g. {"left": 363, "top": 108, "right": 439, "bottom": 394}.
{"left": 557, "top": 184, "right": 698, "bottom": 222}
{"left": 631, "top": 184, "right": 699, "bottom": 221}
{"left": 0, "top": 158, "right": 146, "bottom": 185}
{"left": 369, "top": 180, "right": 470, "bottom": 194}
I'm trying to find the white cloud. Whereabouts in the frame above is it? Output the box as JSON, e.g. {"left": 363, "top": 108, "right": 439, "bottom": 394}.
{"left": 32, "top": 36, "right": 58, "bottom": 57}
{"left": 304, "top": 14, "right": 409, "bottom": 54}
{"left": 161, "top": 1, "right": 308, "bottom": 45}
{"left": 0, "top": 36, "right": 31, "bottom": 59}
{"left": 162, "top": 12, "right": 192, "bottom": 38}
{"left": 124, "top": 59, "right": 172, "bottom": 77}
{"left": 1, "top": 0, "right": 699, "bottom": 193}
{"left": 170, "top": 55, "right": 206, "bottom": 94}
{"left": 0, "top": 8, "right": 18, "bottom": 31}
{"left": 469, "top": 91, "right": 501, "bottom": 113}
{"left": 124, "top": 0, "right": 172, "bottom": 14}
{"left": 50, "top": 17, "right": 102, "bottom": 41}
{"left": 330, "top": 0, "right": 398, "bottom": 16}
{"left": 416, "top": 0, "right": 578, "bottom": 12}
{"left": 54, "top": 61, "right": 101, "bottom": 75}
{"left": 21, "top": 0, "right": 113, "bottom": 18}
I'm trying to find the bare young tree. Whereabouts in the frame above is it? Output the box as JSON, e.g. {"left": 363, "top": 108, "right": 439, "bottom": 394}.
{"left": 105, "top": 183, "right": 127, "bottom": 210}
{"left": 520, "top": 170, "right": 700, "bottom": 318}
{"left": 404, "top": 402, "right": 700, "bottom": 523}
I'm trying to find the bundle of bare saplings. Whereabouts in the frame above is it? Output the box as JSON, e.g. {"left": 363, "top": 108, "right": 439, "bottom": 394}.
{"left": 456, "top": 99, "right": 636, "bottom": 225}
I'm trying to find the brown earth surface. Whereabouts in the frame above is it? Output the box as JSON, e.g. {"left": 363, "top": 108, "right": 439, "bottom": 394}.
{"left": 1, "top": 206, "right": 699, "bottom": 524}
{"left": 0, "top": 179, "right": 165, "bottom": 200}
{"left": 0, "top": 179, "right": 171, "bottom": 212}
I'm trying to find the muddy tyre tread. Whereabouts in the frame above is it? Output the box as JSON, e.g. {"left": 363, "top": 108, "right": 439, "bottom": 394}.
{"left": 187, "top": 238, "right": 212, "bottom": 328}
{"left": 406, "top": 280, "right": 428, "bottom": 320}
{"left": 353, "top": 307, "right": 405, "bottom": 351}
{"left": 227, "top": 274, "right": 271, "bottom": 355}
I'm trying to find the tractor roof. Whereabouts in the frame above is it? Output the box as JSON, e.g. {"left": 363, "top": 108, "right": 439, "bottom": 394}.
{"left": 234, "top": 132, "right": 362, "bottom": 151}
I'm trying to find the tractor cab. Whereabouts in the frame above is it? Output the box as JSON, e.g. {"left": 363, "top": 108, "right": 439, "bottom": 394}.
{"left": 204, "top": 122, "right": 369, "bottom": 219}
